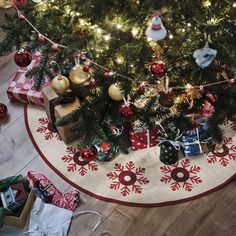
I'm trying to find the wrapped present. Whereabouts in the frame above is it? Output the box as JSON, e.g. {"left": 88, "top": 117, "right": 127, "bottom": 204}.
{"left": 43, "top": 86, "right": 81, "bottom": 144}
{"left": 129, "top": 123, "right": 159, "bottom": 151}
{"left": 7, "top": 54, "right": 49, "bottom": 106}
{"left": 182, "top": 124, "right": 213, "bottom": 157}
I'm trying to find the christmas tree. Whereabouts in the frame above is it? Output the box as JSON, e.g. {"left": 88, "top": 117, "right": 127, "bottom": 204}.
{"left": 0, "top": 0, "right": 236, "bottom": 164}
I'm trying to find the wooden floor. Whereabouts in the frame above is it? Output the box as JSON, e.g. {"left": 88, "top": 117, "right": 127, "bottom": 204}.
{"left": 0, "top": 9, "right": 236, "bottom": 236}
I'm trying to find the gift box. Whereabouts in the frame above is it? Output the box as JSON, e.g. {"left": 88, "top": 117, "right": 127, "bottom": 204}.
{"left": 7, "top": 54, "right": 49, "bottom": 106}
{"left": 129, "top": 124, "right": 159, "bottom": 151}
{"left": 182, "top": 124, "right": 213, "bottom": 157}
{"left": 4, "top": 190, "right": 35, "bottom": 228}
{"left": 43, "top": 86, "right": 82, "bottom": 144}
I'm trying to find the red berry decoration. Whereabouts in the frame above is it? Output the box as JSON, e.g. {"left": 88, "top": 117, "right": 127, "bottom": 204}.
{"left": 150, "top": 61, "right": 167, "bottom": 78}
{"left": 83, "top": 65, "right": 90, "bottom": 72}
{"left": 0, "top": 103, "right": 8, "bottom": 119}
{"left": 80, "top": 146, "right": 97, "bottom": 162}
{"left": 14, "top": 49, "right": 32, "bottom": 67}
{"left": 13, "top": 0, "right": 29, "bottom": 8}
{"left": 118, "top": 103, "right": 136, "bottom": 120}
{"left": 38, "top": 34, "right": 46, "bottom": 43}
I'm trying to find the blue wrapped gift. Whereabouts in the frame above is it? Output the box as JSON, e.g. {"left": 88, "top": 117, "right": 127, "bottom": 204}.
{"left": 182, "top": 124, "right": 213, "bottom": 157}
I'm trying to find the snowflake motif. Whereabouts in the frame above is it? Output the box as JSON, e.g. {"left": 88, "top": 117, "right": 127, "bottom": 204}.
{"left": 61, "top": 146, "right": 98, "bottom": 176}
{"left": 36, "top": 118, "right": 62, "bottom": 141}
{"left": 160, "top": 159, "right": 202, "bottom": 192}
{"left": 223, "top": 118, "right": 236, "bottom": 131}
{"left": 207, "top": 137, "right": 236, "bottom": 167}
{"left": 107, "top": 161, "right": 150, "bottom": 197}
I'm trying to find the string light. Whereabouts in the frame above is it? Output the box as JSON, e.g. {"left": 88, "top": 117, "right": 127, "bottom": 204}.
{"left": 96, "top": 28, "right": 102, "bottom": 33}
{"left": 104, "top": 35, "right": 111, "bottom": 41}
{"left": 187, "top": 23, "right": 192, "bottom": 27}
{"left": 169, "top": 34, "right": 174, "bottom": 39}
{"left": 131, "top": 27, "right": 139, "bottom": 37}
{"left": 233, "top": 2, "right": 236, "bottom": 8}
{"left": 116, "top": 24, "right": 122, "bottom": 29}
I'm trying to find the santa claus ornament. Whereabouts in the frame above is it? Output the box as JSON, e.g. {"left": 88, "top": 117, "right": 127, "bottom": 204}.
{"left": 146, "top": 16, "right": 167, "bottom": 41}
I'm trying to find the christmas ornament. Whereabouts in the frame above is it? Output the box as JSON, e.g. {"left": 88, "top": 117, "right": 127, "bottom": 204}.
{"left": 90, "top": 78, "right": 97, "bottom": 86}
{"left": 0, "top": 103, "right": 8, "bottom": 118}
{"left": 138, "top": 86, "right": 145, "bottom": 94}
{"left": 229, "top": 78, "right": 235, "bottom": 85}
{"left": 80, "top": 146, "right": 98, "bottom": 162}
{"left": 159, "top": 142, "right": 179, "bottom": 165}
{"left": 38, "top": 34, "right": 46, "bottom": 43}
{"left": 13, "top": 0, "right": 28, "bottom": 7}
{"left": 193, "top": 46, "right": 217, "bottom": 68}
{"left": 51, "top": 75, "right": 70, "bottom": 94}
{"left": 159, "top": 92, "right": 174, "bottom": 108}
{"left": 108, "top": 83, "right": 124, "bottom": 101}
{"left": 82, "top": 65, "right": 90, "bottom": 72}
{"left": 69, "top": 66, "right": 89, "bottom": 85}
{"left": 150, "top": 61, "right": 167, "bottom": 78}
{"left": 14, "top": 49, "right": 32, "bottom": 67}
{"left": 0, "top": 0, "right": 12, "bottom": 8}
{"left": 104, "top": 71, "right": 114, "bottom": 78}
{"left": 146, "top": 16, "right": 167, "bottom": 41}
{"left": 52, "top": 44, "right": 59, "bottom": 52}
{"left": 118, "top": 100, "right": 136, "bottom": 120}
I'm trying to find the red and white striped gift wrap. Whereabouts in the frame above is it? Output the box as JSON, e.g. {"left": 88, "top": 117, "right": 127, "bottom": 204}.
{"left": 129, "top": 126, "right": 160, "bottom": 151}
{"left": 7, "top": 54, "right": 49, "bottom": 107}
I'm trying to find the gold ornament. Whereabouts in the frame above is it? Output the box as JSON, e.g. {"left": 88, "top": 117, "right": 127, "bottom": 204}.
{"left": 108, "top": 83, "right": 124, "bottom": 101}
{"left": 0, "top": 0, "right": 12, "bottom": 8}
{"left": 51, "top": 75, "right": 70, "bottom": 94}
{"left": 69, "top": 66, "right": 89, "bottom": 85}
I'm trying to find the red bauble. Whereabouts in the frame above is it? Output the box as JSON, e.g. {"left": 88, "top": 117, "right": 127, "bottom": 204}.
{"left": 159, "top": 92, "right": 174, "bottom": 108}
{"left": 14, "top": 49, "right": 32, "bottom": 67}
{"left": 150, "top": 61, "right": 167, "bottom": 78}
{"left": 90, "top": 79, "right": 97, "bottom": 86}
{"left": 118, "top": 103, "right": 136, "bottom": 119}
{"left": 229, "top": 79, "right": 235, "bottom": 86}
{"left": 104, "top": 71, "right": 113, "bottom": 78}
{"left": 0, "top": 103, "right": 8, "bottom": 119}
{"left": 52, "top": 44, "right": 60, "bottom": 52}
{"left": 13, "top": 0, "right": 29, "bottom": 8}
{"left": 138, "top": 86, "right": 145, "bottom": 94}
{"left": 83, "top": 65, "right": 90, "bottom": 72}
{"left": 80, "top": 146, "right": 97, "bottom": 162}
{"left": 38, "top": 34, "right": 46, "bottom": 43}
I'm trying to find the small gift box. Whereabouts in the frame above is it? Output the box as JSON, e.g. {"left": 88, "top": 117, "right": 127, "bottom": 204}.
{"left": 129, "top": 123, "right": 159, "bottom": 151}
{"left": 182, "top": 124, "right": 213, "bottom": 157}
{"left": 7, "top": 54, "right": 49, "bottom": 106}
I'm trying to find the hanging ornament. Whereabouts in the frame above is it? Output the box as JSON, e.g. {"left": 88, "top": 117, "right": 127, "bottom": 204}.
{"left": 69, "top": 65, "right": 90, "bottom": 85}
{"left": 104, "top": 71, "right": 114, "bottom": 79}
{"left": 18, "top": 12, "right": 25, "bottom": 20}
{"left": 80, "top": 146, "right": 98, "bottom": 162}
{"left": 199, "top": 85, "right": 205, "bottom": 94}
{"left": 159, "top": 92, "right": 174, "bottom": 108}
{"left": 0, "top": 103, "right": 8, "bottom": 119}
{"left": 82, "top": 64, "right": 90, "bottom": 72}
{"left": 150, "top": 61, "right": 167, "bottom": 78}
{"left": 108, "top": 83, "right": 124, "bottom": 101}
{"left": 193, "top": 46, "right": 217, "bottom": 68}
{"left": 14, "top": 49, "right": 32, "bottom": 67}
{"left": 89, "top": 78, "right": 97, "bottom": 86}
{"left": 118, "top": 98, "right": 136, "bottom": 120}
{"left": 0, "top": 0, "right": 12, "bottom": 8}
{"left": 38, "top": 34, "right": 46, "bottom": 43}
{"left": 52, "top": 44, "right": 60, "bottom": 52}
{"left": 138, "top": 86, "right": 145, "bottom": 94}
{"left": 229, "top": 78, "right": 235, "bottom": 86}
{"left": 146, "top": 16, "right": 167, "bottom": 41}
{"left": 13, "top": 0, "right": 28, "bottom": 7}
{"left": 51, "top": 75, "right": 70, "bottom": 95}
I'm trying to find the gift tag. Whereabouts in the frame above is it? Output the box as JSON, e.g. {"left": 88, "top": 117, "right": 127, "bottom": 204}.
{"left": 193, "top": 47, "right": 217, "bottom": 68}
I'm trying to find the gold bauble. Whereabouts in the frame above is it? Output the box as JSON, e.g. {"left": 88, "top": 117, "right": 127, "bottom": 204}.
{"left": 51, "top": 75, "right": 70, "bottom": 94}
{"left": 108, "top": 83, "right": 124, "bottom": 101}
{"left": 69, "top": 66, "right": 89, "bottom": 85}
{"left": 0, "top": 0, "right": 12, "bottom": 8}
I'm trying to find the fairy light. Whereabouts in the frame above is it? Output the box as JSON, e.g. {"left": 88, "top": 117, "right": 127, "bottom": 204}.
{"left": 116, "top": 24, "right": 122, "bottom": 29}
{"left": 147, "top": 37, "right": 152, "bottom": 42}
{"left": 131, "top": 27, "right": 139, "bottom": 37}
{"left": 233, "top": 2, "right": 236, "bottom": 7}
{"left": 104, "top": 35, "right": 111, "bottom": 41}
{"left": 181, "top": 28, "right": 186, "bottom": 32}
{"left": 96, "top": 28, "right": 102, "bottom": 33}
{"left": 202, "top": 0, "right": 211, "bottom": 8}
{"left": 169, "top": 34, "right": 174, "bottom": 39}
{"left": 117, "top": 56, "right": 124, "bottom": 64}
{"left": 187, "top": 23, "right": 192, "bottom": 27}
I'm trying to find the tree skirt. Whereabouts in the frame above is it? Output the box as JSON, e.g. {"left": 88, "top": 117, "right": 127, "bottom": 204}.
{"left": 24, "top": 105, "right": 236, "bottom": 207}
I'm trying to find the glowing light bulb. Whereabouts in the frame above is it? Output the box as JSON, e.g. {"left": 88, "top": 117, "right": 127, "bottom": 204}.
{"left": 169, "top": 34, "right": 174, "bottom": 39}
{"left": 181, "top": 28, "right": 186, "bottom": 32}
{"left": 96, "top": 28, "right": 102, "bottom": 33}
{"left": 117, "top": 57, "right": 124, "bottom": 64}
{"left": 104, "top": 35, "right": 110, "bottom": 41}
{"left": 147, "top": 37, "right": 152, "bottom": 42}
{"left": 116, "top": 24, "right": 122, "bottom": 29}
{"left": 233, "top": 2, "right": 236, "bottom": 7}
{"left": 187, "top": 23, "right": 192, "bottom": 27}
{"left": 131, "top": 28, "right": 139, "bottom": 37}
{"left": 202, "top": 0, "right": 211, "bottom": 8}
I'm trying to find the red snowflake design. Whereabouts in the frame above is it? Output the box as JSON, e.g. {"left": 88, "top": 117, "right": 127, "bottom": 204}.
{"left": 36, "top": 118, "right": 62, "bottom": 141}
{"left": 223, "top": 118, "right": 236, "bottom": 131}
{"left": 107, "top": 161, "right": 150, "bottom": 197}
{"left": 61, "top": 146, "right": 98, "bottom": 176}
{"left": 207, "top": 137, "right": 236, "bottom": 167}
{"left": 160, "top": 159, "right": 202, "bottom": 192}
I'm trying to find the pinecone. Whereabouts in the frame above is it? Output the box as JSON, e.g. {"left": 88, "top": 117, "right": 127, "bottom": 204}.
{"left": 159, "top": 142, "right": 179, "bottom": 165}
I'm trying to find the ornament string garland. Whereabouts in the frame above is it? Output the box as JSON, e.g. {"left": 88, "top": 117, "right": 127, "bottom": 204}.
{"left": 11, "top": 2, "right": 236, "bottom": 96}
